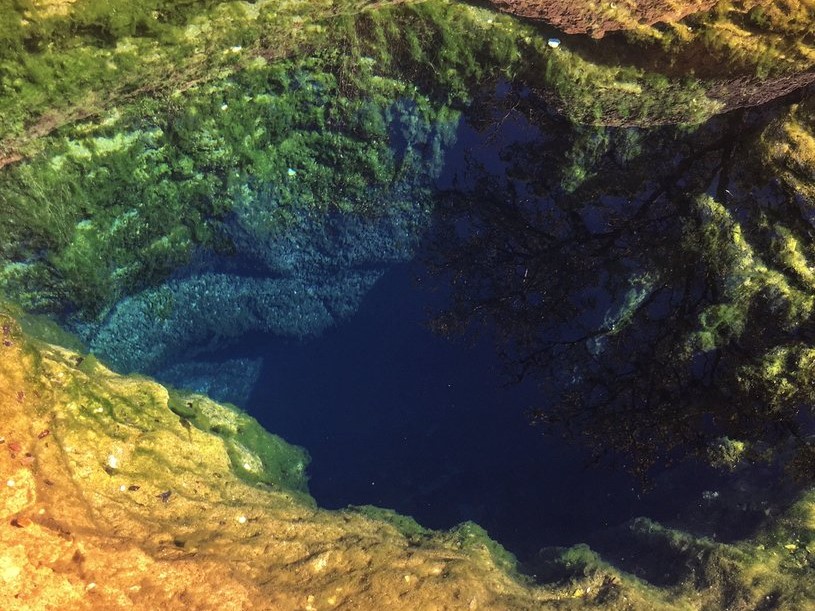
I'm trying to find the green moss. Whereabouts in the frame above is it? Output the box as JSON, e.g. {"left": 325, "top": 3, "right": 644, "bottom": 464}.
{"left": 2, "top": 11, "right": 482, "bottom": 320}
{"left": 534, "top": 45, "right": 721, "bottom": 125}
{"left": 773, "top": 224, "right": 815, "bottom": 288}
{"left": 531, "top": 544, "right": 607, "bottom": 585}
{"left": 0, "top": 296, "right": 86, "bottom": 351}
{"left": 167, "top": 389, "right": 311, "bottom": 495}
{"left": 1, "top": 0, "right": 749, "bottom": 320}
{"left": 686, "top": 196, "right": 815, "bottom": 355}
{"left": 737, "top": 345, "right": 815, "bottom": 416}
{"left": 349, "top": 505, "right": 433, "bottom": 541}
{"left": 76, "top": 353, "right": 102, "bottom": 376}
{"left": 623, "top": 0, "right": 815, "bottom": 82}
{"left": 448, "top": 521, "right": 521, "bottom": 579}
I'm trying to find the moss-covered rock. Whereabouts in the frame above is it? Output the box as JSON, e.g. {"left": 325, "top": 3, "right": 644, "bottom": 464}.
{"left": 4, "top": 0, "right": 811, "bottom": 164}
{"left": 2, "top": 0, "right": 811, "bottom": 334}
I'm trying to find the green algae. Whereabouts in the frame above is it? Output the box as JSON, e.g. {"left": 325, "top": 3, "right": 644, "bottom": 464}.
{"left": 167, "top": 388, "right": 311, "bottom": 494}
{"left": 686, "top": 195, "right": 815, "bottom": 354}
{"left": 2, "top": 4, "right": 488, "bottom": 321}
{"left": 707, "top": 437, "right": 748, "bottom": 471}
{"left": 0, "top": 298, "right": 310, "bottom": 498}
{"left": 0, "top": 0, "right": 746, "bottom": 155}
{"left": 0, "top": 297, "right": 85, "bottom": 352}
{"left": 0, "top": 0, "right": 738, "bottom": 324}
{"left": 448, "top": 521, "right": 522, "bottom": 579}
{"left": 349, "top": 505, "right": 433, "bottom": 541}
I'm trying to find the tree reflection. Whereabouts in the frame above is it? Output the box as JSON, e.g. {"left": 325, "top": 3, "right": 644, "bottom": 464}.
{"left": 425, "top": 92, "right": 815, "bottom": 479}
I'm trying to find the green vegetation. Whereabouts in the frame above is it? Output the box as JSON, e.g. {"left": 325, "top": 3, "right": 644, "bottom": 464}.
{"left": 0, "top": 40, "right": 453, "bottom": 319}
{"left": 447, "top": 521, "right": 522, "bottom": 578}
{"left": 166, "top": 387, "right": 312, "bottom": 494}
{"left": 0, "top": 0, "right": 351, "bottom": 149}
{"left": 686, "top": 195, "right": 815, "bottom": 353}
{"left": 0, "top": 0, "right": 747, "bottom": 324}
{"left": 0, "top": 0, "right": 753, "bottom": 155}
{"left": 349, "top": 505, "right": 433, "bottom": 541}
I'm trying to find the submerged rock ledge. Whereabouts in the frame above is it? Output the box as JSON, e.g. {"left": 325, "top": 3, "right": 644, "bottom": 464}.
{"left": 1, "top": 309, "right": 814, "bottom": 610}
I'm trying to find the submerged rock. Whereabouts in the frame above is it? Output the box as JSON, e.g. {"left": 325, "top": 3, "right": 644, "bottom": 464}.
{"left": 155, "top": 357, "right": 264, "bottom": 408}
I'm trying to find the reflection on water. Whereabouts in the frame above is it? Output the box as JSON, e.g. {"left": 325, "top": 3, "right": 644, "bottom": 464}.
{"left": 239, "top": 264, "right": 800, "bottom": 564}
{"left": 425, "top": 89, "right": 815, "bottom": 485}
{"left": 144, "top": 85, "right": 814, "bottom": 563}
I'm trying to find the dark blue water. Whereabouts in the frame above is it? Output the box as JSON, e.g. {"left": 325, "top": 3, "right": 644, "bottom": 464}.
{"left": 241, "top": 262, "right": 734, "bottom": 560}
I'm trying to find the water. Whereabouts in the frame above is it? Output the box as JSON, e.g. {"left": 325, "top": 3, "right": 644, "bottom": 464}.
{"left": 43, "top": 88, "right": 811, "bottom": 568}
{"left": 193, "top": 91, "right": 810, "bottom": 565}
{"left": 247, "top": 264, "right": 653, "bottom": 558}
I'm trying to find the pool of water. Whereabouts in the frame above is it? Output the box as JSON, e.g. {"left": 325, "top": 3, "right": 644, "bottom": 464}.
{"left": 181, "top": 94, "right": 808, "bottom": 564}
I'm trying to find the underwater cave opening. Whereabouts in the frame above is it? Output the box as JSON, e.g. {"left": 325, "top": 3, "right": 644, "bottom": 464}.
{"left": 219, "top": 261, "right": 776, "bottom": 564}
